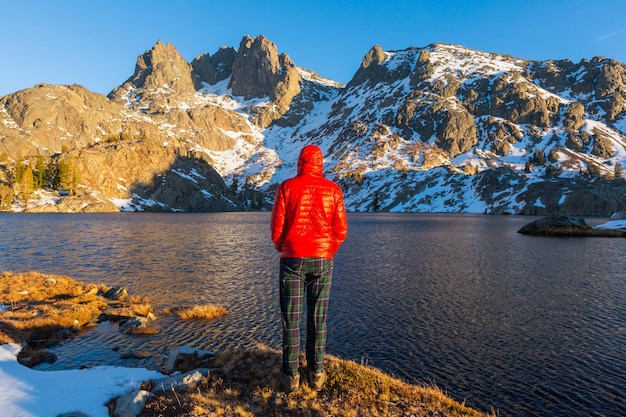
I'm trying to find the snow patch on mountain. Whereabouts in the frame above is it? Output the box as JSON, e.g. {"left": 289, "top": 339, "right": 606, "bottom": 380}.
{"left": 427, "top": 44, "right": 526, "bottom": 81}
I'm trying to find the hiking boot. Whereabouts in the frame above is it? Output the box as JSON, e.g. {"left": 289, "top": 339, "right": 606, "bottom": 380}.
{"left": 279, "top": 372, "right": 300, "bottom": 393}
{"left": 308, "top": 370, "right": 326, "bottom": 391}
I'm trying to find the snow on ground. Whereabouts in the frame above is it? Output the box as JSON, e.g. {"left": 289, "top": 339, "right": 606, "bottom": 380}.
{"left": 595, "top": 219, "right": 626, "bottom": 230}
{"left": 0, "top": 343, "right": 163, "bottom": 417}
{"left": 110, "top": 197, "right": 135, "bottom": 211}
{"left": 297, "top": 67, "right": 344, "bottom": 88}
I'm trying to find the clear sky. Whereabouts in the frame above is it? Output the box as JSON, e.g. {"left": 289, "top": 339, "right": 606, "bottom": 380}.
{"left": 1, "top": 0, "right": 625, "bottom": 97}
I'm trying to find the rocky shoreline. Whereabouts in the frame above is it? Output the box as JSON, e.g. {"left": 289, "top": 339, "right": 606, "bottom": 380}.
{"left": 1, "top": 271, "right": 489, "bottom": 417}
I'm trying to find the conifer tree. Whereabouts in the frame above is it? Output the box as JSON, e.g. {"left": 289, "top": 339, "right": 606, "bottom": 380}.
{"left": 524, "top": 159, "right": 532, "bottom": 173}
{"left": 0, "top": 183, "right": 12, "bottom": 210}
{"left": 34, "top": 155, "right": 46, "bottom": 189}
{"left": 14, "top": 157, "right": 25, "bottom": 184}
{"left": 532, "top": 148, "right": 546, "bottom": 166}
{"left": 54, "top": 157, "right": 81, "bottom": 195}
{"left": 18, "top": 166, "right": 35, "bottom": 206}
{"left": 372, "top": 193, "right": 380, "bottom": 212}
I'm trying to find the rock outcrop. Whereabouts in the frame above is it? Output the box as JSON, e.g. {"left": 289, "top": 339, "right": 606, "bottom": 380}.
{"left": 131, "top": 156, "right": 245, "bottom": 212}
{"left": 517, "top": 216, "right": 626, "bottom": 237}
{"left": 346, "top": 44, "right": 388, "bottom": 88}
{"left": 25, "top": 194, "right": 119, "bottom": 213}
{"left": 0, "top": 84, "right": 131, "bottom": 156}
{"left": 109, "top": 40, "right": 198, "bottom": 102}
{"left": 228, "top": 35, "right": 303, "bottom": 127}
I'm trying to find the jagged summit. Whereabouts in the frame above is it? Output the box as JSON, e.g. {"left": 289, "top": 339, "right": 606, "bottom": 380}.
{"left": 109, "top": 40, "right": 197, "bottom": 102}
{"left": 1, "top": 35, "right": 625, "bottom": 215}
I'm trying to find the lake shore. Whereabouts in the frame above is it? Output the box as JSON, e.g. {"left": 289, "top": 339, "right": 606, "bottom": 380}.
{"left": 0, "top": 271, "right": 492, "bottom": 417}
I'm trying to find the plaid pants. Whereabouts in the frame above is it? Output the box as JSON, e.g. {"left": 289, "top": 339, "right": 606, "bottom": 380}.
{"left": 279, "top": 257, "right": 333, "bottom": 376}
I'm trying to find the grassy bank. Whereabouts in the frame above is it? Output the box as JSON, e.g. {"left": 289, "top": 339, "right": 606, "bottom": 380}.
{"left": 1, "top": 271, "right": 492, "bottom": 417}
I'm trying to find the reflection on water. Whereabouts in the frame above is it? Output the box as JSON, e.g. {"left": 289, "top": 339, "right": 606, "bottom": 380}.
{"left": 1, "top": 212, "right": 625, "bottom": 417}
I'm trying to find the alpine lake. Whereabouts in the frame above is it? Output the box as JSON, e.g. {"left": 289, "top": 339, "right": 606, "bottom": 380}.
{"left": 1, "top": 212, "right": 624, "bottom": 417}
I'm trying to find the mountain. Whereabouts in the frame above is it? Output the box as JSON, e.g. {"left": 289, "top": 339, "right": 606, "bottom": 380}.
{"left": 1, "top": 35, "right": 625, "bottom": 215}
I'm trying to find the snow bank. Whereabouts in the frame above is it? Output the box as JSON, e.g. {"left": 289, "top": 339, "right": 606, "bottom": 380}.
{"left": 0, "top": 343, "right": 163, "bottom": 417}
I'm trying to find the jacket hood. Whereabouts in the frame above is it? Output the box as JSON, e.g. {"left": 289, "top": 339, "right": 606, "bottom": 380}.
{"left": 297, "top": 145, "right": 323, "bottom": 177}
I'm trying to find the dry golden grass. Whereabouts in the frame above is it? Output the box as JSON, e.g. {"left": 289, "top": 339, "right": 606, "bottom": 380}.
{"left": 1, "top": 271, "right": 103, "bottom": 304}
{"left": 162, "top": 304, "right": 228, "bottom": 320}
{"left": 0, "top": 271, "right": 108, "bottom": 345}
{"left": 105, "top": 296, "right": 154, "bottom": 319}
{"left": 127, "top": 296, "right": 154, "bottom": 317}
{"left": 0, "top": 271, "right": 157, "bottom": 346}
{"left": 139, "top": 346, "right": 493, "bottom": 417}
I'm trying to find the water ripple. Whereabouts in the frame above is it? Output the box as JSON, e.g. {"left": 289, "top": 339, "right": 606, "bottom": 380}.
{"left": 2, "top": 212, "right": 625, "bottom": 417}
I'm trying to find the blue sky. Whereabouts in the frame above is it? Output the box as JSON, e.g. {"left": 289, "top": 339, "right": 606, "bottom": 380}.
{"left": 1, "top": 0, "right": 625, "bottom": 97}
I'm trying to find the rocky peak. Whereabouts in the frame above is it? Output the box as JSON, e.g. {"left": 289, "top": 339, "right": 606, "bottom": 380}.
{"left": 109, "top": 40, "right": 197, "bottom": 101}
{"left": 229, "top": 35, "right": 282, "bottom": 98}
{"left": 229, "top": 35, "right": 301, "bottom": 99}
{"left": 346, "top": 45, "right": 387, "bottom": 88}
{"left": 228, "top": 35, "right": 302, "bottom": 127}
{"left": 359, "top": 44, "right": 386, "bottom": 71}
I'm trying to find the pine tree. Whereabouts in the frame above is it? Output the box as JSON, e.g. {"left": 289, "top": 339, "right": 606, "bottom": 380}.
{"left": 54, "top": 157, "right": 81, "bottom": 195}
{"left": 372, "top": 194, "right": 380, "bottom": 212}
{"left": 14, "top": 157, "right": 25, "bottom": 184}
{"left": 0, "top": 183, "right": 13, "bottom": 210}
{"left": 230, "top": 177, "right": 238, "bottom": 193}
{"left": 18, "top": 166, "right": 35, "bottom": 206}
{"left": 256, "top": 191, "right": 264, "bottom": 209}
{"left": 34, "top": 155, "right": 46, "bottom": 189}
{"left": 532, "top": 148, "right": 545, "bottom": 166}
{"left": 524, "top": 159, "right": 532, "bottom": 173}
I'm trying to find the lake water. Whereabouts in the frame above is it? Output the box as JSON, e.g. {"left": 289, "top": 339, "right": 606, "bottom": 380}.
{"left": 1, "top": 212, "right": 624, "bottom": 417}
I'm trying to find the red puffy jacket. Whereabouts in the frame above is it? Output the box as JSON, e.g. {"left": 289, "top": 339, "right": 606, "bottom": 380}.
{"left": 271, "top": 145, "right": 348, "bottom": 259}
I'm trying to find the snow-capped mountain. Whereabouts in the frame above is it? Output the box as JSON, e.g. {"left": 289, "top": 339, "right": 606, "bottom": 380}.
{"left": 1, "top": 35, "right": 625, "bottom": 215}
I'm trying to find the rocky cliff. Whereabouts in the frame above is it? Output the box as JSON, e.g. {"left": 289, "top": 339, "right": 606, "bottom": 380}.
{"left": 1, "top": 36, "right": 624, "bottom": 215}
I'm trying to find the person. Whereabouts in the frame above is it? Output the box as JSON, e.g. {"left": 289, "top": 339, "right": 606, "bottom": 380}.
{"left": 270, "top": 144, "right": 348, "bottom": 393}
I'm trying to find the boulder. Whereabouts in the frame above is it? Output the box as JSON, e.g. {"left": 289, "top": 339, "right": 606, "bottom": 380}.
{"left": 152, "top": 368, "right": 210, "bottom": 393}
{"left": 563, "top": 102, "right": 586, "bottom": 130}
{"left": 118, "top": 316, "right": 159, "bottom": 335}
{"left": 112, "top": 389, "right": 153, "bottom": 417}
{"left": 166, "top": 345, "right": 215, "bottom": 373}
{"left": 103, "top": 286, "right": 128, "bottom": 300}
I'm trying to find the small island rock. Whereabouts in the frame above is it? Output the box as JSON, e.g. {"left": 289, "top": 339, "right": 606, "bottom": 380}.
{"left": 518, "top": 216, "right": 626, "bottom": 237}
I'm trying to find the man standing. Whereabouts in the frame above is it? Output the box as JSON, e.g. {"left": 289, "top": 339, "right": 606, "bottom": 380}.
{"left": 271, "top": 144, "right": 348, "bottom": 393}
